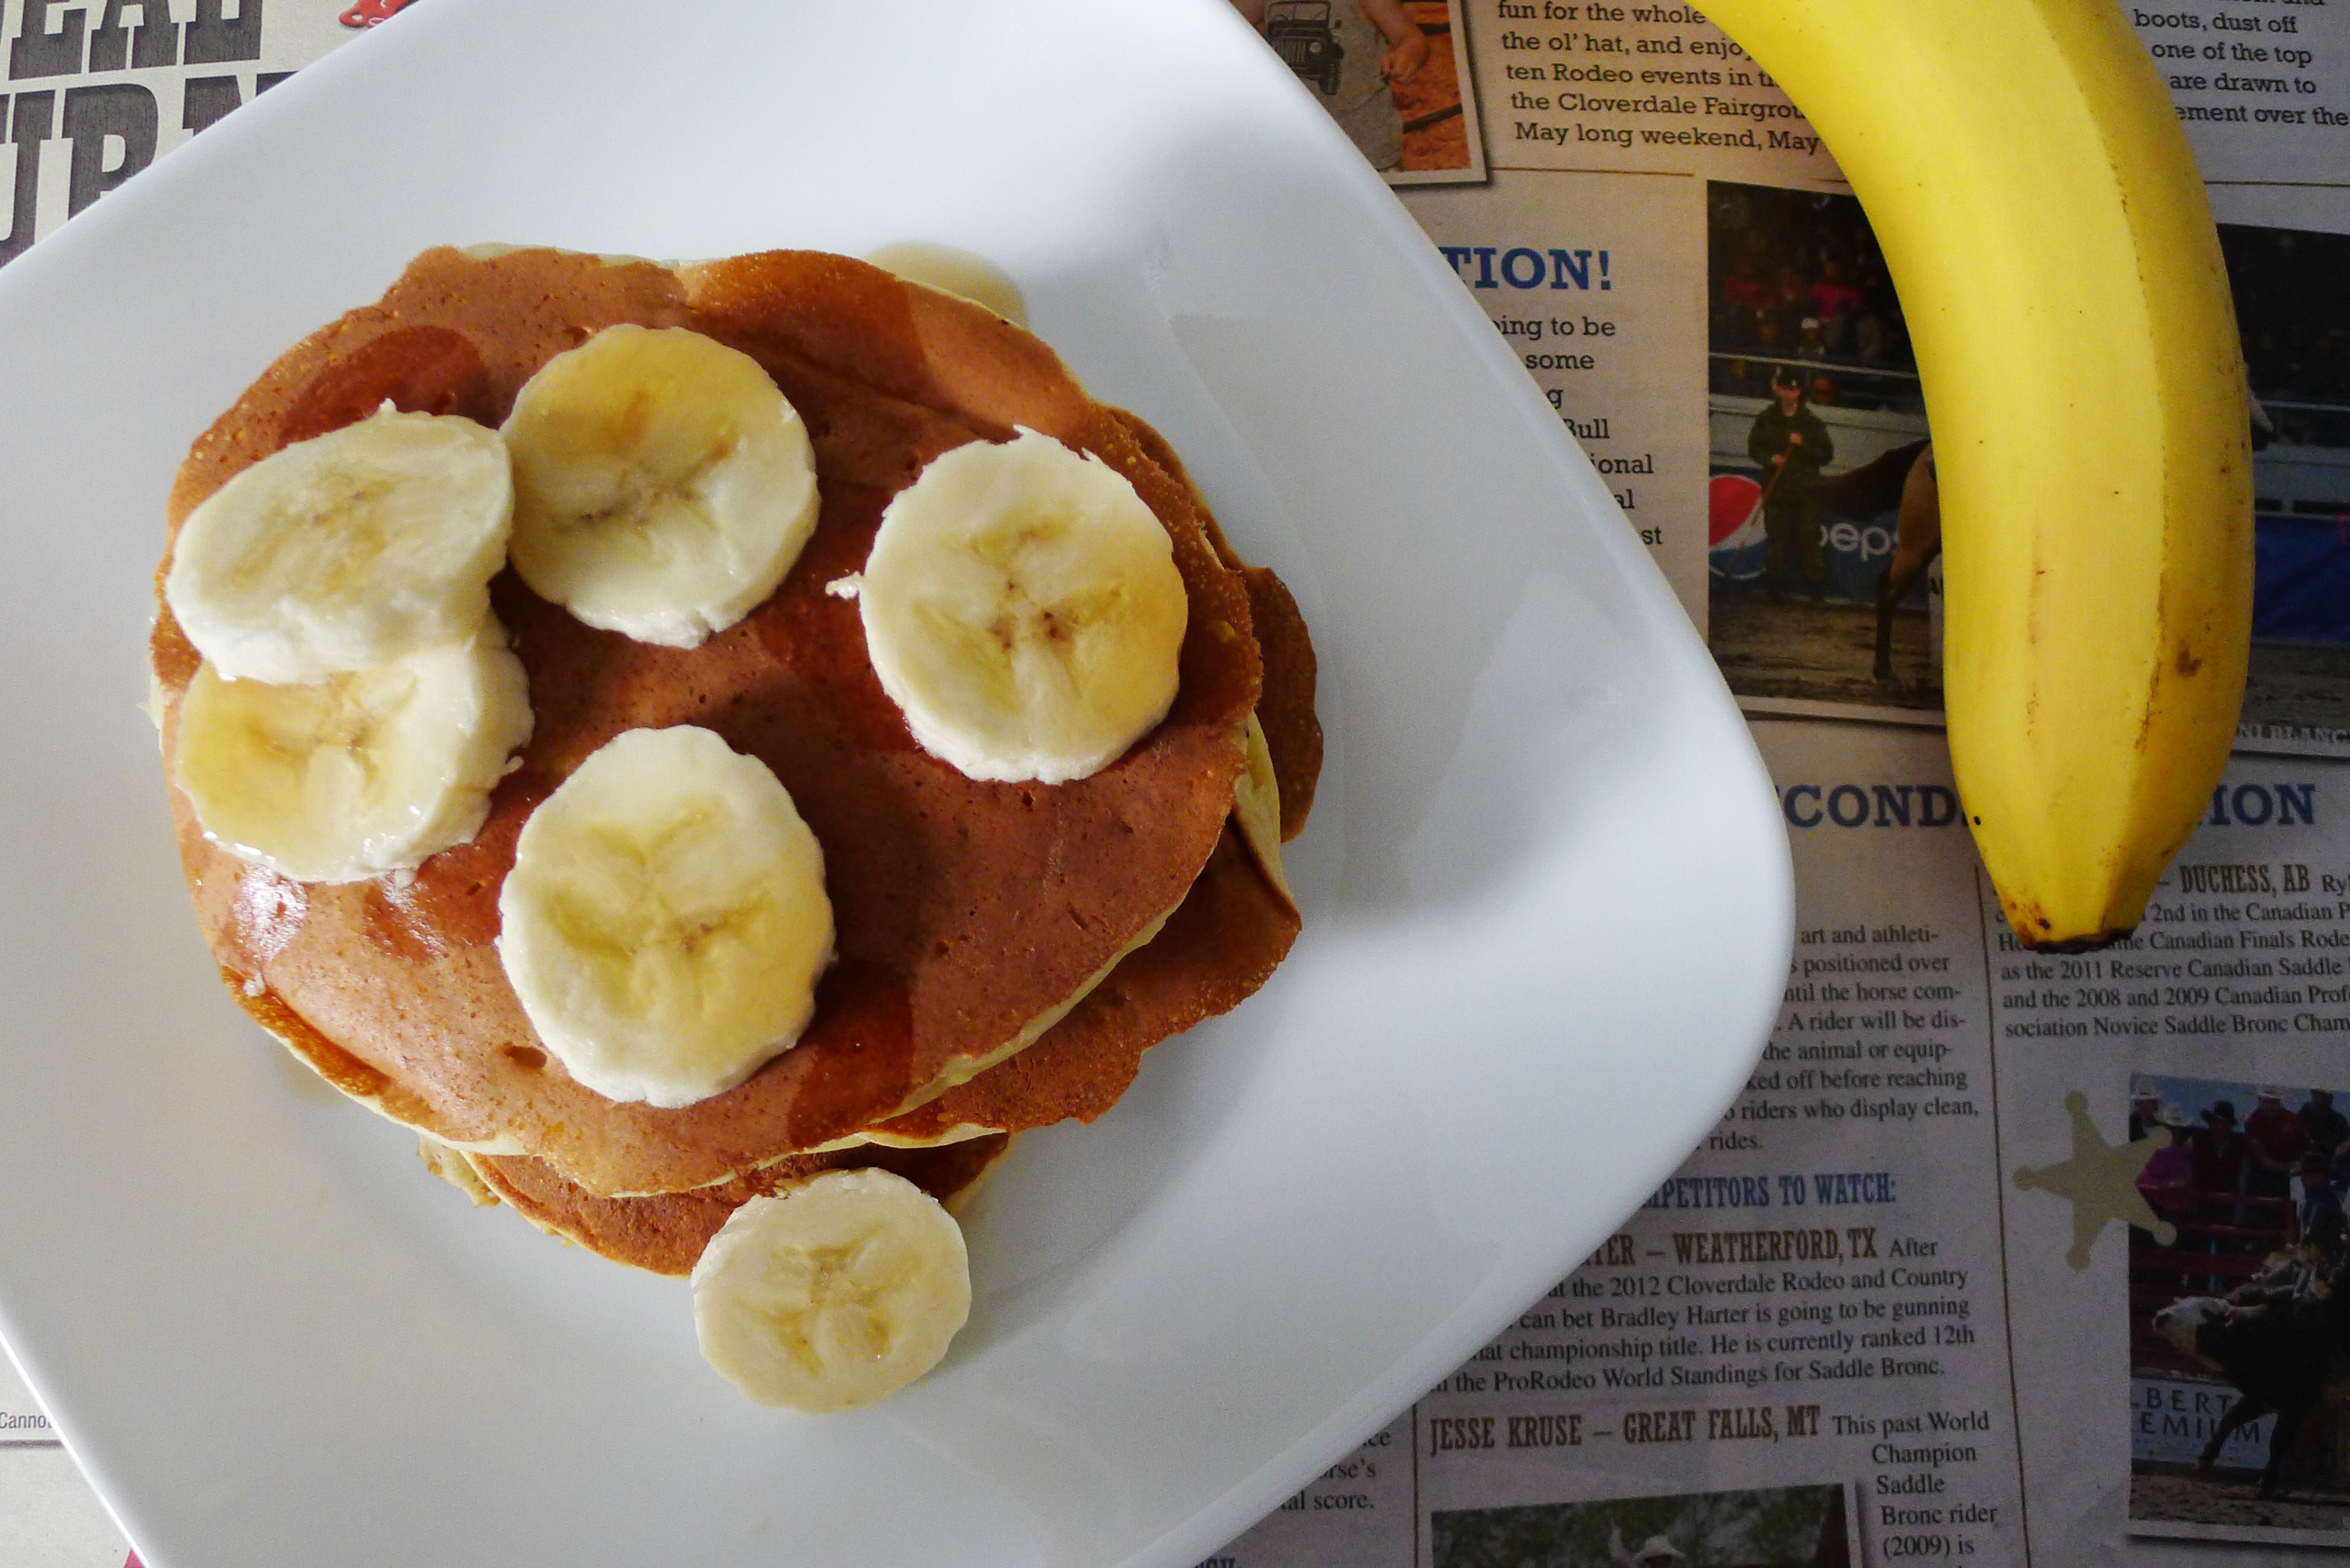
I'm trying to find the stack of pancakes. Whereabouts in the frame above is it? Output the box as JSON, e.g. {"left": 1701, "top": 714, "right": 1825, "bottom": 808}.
{"left": 150, "top": 247, "right": 1319, "bottom": 1276}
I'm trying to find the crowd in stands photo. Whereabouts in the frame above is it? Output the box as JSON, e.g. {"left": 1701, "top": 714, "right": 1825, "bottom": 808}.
{"left": 1706, "top": 184, "right": 1921, "bottom": 416}
{"left": 2224, "top": 225, "right": 2350, "bottom": 450}
{"left": 2132, "top": 1082, "right": 2350, "bottom": 1272}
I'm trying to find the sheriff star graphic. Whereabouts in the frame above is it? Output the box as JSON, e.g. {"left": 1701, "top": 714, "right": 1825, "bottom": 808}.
{"left": 2012, "top": 1091, "right": 2175, "bottom": 1269}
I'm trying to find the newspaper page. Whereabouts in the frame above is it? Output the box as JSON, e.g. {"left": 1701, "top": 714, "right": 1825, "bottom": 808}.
{"left": 0, "top": 0, "right": 355, "bottom": 267}
{"left": 1202, "top": 0, "right": 2350, "bottom": 1565}
{"left": 2, "top": 1, "right": 2349, "bottom": 1566}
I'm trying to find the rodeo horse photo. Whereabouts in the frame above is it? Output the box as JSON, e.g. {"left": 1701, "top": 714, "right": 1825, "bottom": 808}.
{"left": 2130, "top": 1073, "right": 2350, "bottom": 1544}
{"left": 1703, "top": 184, "right": 2350, "bottom": 732}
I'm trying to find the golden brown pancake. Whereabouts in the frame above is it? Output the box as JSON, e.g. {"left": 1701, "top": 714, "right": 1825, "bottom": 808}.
{"left": 854, "top": 577, "right": 1321, "bottom": 1148}
{"left": 469, "top": 1134, "right": 1016, "bottom": 1277}
{"left": 426, "top": 624, "right": 1309, "bottom": 1271}
{"left": 869, "top": 821, "right": 1297, "bottom": 1143}
{"left": 154, "top": 247, "right": 1284, "bottom": 1198}
{"left": 462, "top": 819, "right": 1299, "bottom": 1273}
{"left": 409, "top": 566, "right": 1316, "bottom": 1257}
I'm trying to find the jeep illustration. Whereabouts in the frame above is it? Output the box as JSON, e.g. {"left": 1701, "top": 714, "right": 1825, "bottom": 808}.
{"left": 1266, "top": 0, "right": 1344, "bottom": 96}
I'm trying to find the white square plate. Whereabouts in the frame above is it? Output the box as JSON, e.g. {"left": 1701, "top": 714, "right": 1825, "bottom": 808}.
{"left": 0, "top": 2, "right": 1791, "bottom": 1564}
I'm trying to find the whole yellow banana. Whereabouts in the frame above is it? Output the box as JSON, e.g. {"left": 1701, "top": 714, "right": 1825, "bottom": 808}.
{"left": 1700, "top": 0, "right": 2252, "bottom": 950}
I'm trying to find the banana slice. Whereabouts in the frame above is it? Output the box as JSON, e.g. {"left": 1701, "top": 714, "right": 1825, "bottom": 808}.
{"left": 501, "top": 325, "right": 820, "bottom": 648}
{"left": 497, "top": 725, "right": 833, "bottom": 1108}
{"left": 172, "top": 623, "right": 533, "bottom": 884}
{"left": 1231, "top": 712, "right": 1294, "bottom": 908}
{"left": 164, "top": 406, "right": 513, "bottom": 684}
{"left": 860, "top": 428, "right": 1187, "bottom": 784}
{"left": 691, "top": 1168, "right": 971, "bottom": 1412}
{"left": 864, "top": 241, "right": 1029, "bottom": 327}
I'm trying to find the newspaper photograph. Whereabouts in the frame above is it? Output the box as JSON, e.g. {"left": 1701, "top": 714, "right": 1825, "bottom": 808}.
{"left": 1702, "top": 191, "right": 2350, "bottom": 748}
{"left": 1229, "top": 0, "right": 1491, "bottom": 182}
{"left": 0, "top": 0, "right": 364, "bottom": 266}
{"left": 2127, "top": 1070, "right": 2350, "bottom": 1543}
{"left": 1430, "top": 1483, "right": 1859, "bottom": 1567}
